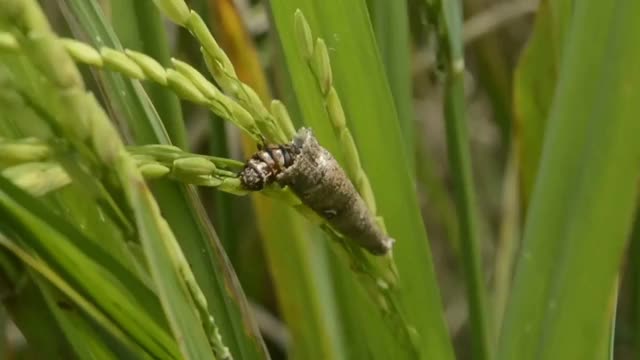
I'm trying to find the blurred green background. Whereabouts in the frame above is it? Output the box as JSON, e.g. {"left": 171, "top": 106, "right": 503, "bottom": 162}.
{"left": 0, "top": 0, "right": 639, "bottom": 359}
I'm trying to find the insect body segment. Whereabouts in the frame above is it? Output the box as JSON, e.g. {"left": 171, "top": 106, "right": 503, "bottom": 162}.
{"left": 240, "top": 144, "right": 299, "bottom": 191}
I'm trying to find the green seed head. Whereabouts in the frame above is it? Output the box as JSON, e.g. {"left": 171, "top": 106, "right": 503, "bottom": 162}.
{"left": 100, "top": 47, "right": 145, "bottom": 79}
{"left": 312, "top": 39, "right": 333, "bottom": 95}
{"left": 2, "top": 163, "right": 71, "bottom": 196}
{"left": 152, "top": 0, "right": 190, "bottom": 26}
{"left": 186, "top": 11, "right": 218, "bottom": 54}
{"left": 172, "top": 58, "right": 220, "bottom": 100}
{"left": 294, "top": 10, "right": 314, "bottom": 60}
{"left": 0, "top": 142, "right": 50, "bottom": 165}
{"left": 60, "top": 38, "right": 103, "bottom": 67}
{"left": 173, "top": 157, "right": 216, "bottom": 176}
{"left": 139, "top": 163, "right": 171, "bottom": 179}
{"left": 0, "top": 32, "right": 19, "bottom": 52}
{"left": 187, "top": 11, "right": 237, "bottom": 79}
{"left": 225, "top": 98, "right": 258, "bottom": 133}
{"left": 166, "top": 69, "right": 207, "bottom": 104}
{"left": 338, "top": 130, "right": 362, "bottom": 183}
{"left": 325, "top": 88, "right": 346, "bottom": 130}
{"left": 140, "top": 144, "right": 183, "bottom": 153}
{"left": 201, "top": 47, "right": 224, "bottom": 80}
{"left": 125, "top": 49, "right": 167, "bottom": 85}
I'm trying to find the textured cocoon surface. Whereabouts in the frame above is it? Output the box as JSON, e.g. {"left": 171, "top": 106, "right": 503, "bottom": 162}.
{"left": 277, "top": 129, "right": 393, "bottom": 255}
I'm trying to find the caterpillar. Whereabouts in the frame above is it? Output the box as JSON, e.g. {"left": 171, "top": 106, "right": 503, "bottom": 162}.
{"left": 239, "top": 128, "right": 393, "bottom": 255}
{"left": 239, "top": 143, "right": 300, "bottom": 191}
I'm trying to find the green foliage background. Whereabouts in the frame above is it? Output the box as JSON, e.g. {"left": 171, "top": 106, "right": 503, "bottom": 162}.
{"left": 0, "top": 0, "right": 638, "bottom": 359}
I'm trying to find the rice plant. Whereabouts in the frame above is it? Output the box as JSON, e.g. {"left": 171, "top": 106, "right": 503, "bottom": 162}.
{"left": 0, "top": 0, "right": 638, "bottom": 359}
